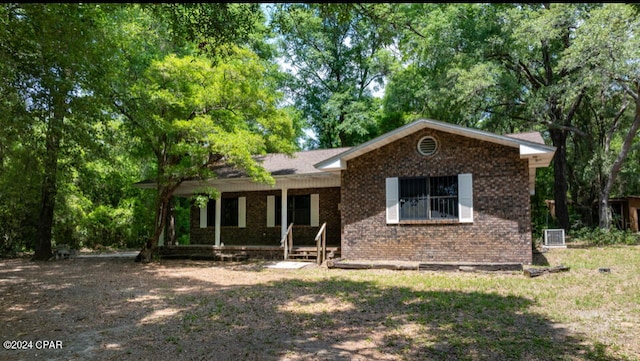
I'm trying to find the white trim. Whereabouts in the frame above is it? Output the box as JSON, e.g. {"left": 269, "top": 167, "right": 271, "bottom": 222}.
{"left": 280, "top": 188, "right": 288, "bottom": 239}
{"left": 171, "top": 173, "right": 340, "bottom": 196}
{"left": 458, "top": 173, "right": 474, "bottom": 223}
{"left": 215, "top": 198, "right": 221, "bottom": 246}
{"left": 199, "top": 205, "right": 207, "bottom": 228}
{"left": 520, "top": 144, "right": 548, "bottom": 156}
{"left": 386, "top": 178, "right": 399, "bottom": 224}
{"left": 238, "top": 197, "right": 246, "bottom": 228}
{"left": 266, "top": 195, "right": 275, "bottom": 227}
{"left": 310, "top": 194, "right": 320, "bottom": 227}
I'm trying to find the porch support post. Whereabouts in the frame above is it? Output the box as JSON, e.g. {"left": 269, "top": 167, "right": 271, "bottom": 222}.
{"left": 280, "top": 187, "right": 288, "bottom": 239}
{"left": 215, "top": 196, "right": 222, "bottom": 246}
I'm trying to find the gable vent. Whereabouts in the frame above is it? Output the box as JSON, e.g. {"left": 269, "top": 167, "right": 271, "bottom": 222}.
{"left": 418, "top": 136, "right": 437, "bottom": 156}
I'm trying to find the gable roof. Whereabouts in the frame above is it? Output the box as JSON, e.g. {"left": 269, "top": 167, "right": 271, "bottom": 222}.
{"left": 315, "top": 118, "right": 556, "bottom": 171}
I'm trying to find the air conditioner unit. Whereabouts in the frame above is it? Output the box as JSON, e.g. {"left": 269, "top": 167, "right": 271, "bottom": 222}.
{"left": 543, "top": 229, "right": 566, "bottom": 248}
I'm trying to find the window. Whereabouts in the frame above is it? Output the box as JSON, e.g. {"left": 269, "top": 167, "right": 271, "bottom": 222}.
{"left": 275, "top": 195, "right": 311, "bottom": 226}
{"left": 267, "top": 194, "right": 319, "bottom": 227}
{"left": 207, "top": 199, "right": 216, "bottom": 226}
{"left": 221, "top": 198, "right": 239, "bottom": 226}
{"left": 386, "top": 174, "right": 473, "bottom": 224}
{"left": 201, "top": 197, "right": 246, "bottom": 228}
{"left": 399, "top": 176, "right": 458, "bottom": 220}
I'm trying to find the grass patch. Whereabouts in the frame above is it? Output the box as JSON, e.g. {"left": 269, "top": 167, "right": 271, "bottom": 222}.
{"left": 283, "top": 245, "right": 640, "bottom": 360}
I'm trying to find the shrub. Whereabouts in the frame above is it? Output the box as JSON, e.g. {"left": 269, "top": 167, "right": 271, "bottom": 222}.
{"left": 571, "top": 227, "right": 639, "bottom": 246}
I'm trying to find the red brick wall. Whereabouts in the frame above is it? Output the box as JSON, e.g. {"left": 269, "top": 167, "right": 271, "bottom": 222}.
{"left": 341, "top": 128, "right": 533, "bottom": 264}
{"left": 190, "top": 187, "right": 341, "bottom": 246}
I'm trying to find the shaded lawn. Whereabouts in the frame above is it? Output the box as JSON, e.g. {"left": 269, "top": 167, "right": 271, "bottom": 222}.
{"left": 0, "top": 246, "right": 638, "bottom": 361}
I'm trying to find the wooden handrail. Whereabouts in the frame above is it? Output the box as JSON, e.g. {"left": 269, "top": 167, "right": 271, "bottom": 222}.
{"left": 314, "top": 222, "right": 327, "bottom": 265}
{"left": 282, "top": 223, "right": 294, "bottom": 260}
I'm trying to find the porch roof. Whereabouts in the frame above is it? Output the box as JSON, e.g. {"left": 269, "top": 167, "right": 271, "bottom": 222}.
{"left": 167, "top": 147, "right": 350, "bottom": 195}
{"left": 210, "top": 147, "right": 351, "bottom": 179}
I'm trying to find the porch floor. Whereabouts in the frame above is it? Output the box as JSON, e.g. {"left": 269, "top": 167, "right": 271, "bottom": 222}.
{"left": 158, "top": 244, "right": 341, "bottom": 261}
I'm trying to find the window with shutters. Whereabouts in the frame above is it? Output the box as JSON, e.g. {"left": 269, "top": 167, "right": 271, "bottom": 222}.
{"left": 207, "top": 199, "right": 239, "bottom": 226}
{"left": 387, "top": 174, "right": 472, "bottom": 224}
{"left": 274, "top": 195, "right": 311, "bottom": 226}
{"left": 399, "top": 176, "right": 458, "bottom": 220}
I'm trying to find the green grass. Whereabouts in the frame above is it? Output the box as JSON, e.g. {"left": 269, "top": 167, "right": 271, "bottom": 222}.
{"left": 278, "top": 245, "right": 640, "bottom": 360}
{"left": 152, "top": 245, "right": 639, "bottom": 360}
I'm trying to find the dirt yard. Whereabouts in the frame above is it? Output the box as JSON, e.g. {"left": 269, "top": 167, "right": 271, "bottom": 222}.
{"left": 2, "top": 255, "right": 376, "bottom": 361}
{"left": 0, "top": 248, "right": 638, "bottom": 361}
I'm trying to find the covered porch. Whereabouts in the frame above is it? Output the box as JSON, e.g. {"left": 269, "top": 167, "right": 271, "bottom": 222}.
{"left": 150, "top": 149, "right": 348, "bottom": 263}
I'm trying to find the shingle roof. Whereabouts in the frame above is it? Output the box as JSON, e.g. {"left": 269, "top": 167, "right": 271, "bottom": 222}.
{"left": 505, "top": 131, "right": 546, "bottom": 145}
{"left": 211, "top": 147, "right": 351, "bottom": 179}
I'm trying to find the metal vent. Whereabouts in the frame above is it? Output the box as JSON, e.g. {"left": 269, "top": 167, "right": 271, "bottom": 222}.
{"left": 544, "top": 229, "right": 566, "bottom": 248}
{"left": 418, "top": 136, "right": 437, "bottom": 156}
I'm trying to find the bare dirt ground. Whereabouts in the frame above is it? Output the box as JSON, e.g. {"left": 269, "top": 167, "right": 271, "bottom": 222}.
{"left": 0, "top": 250, "right": 637, "bottom": 361}
{"left": 1, "top": 255, "right": 374, "bottom": 361}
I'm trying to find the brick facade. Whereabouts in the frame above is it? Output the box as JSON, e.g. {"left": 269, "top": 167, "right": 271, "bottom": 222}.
{"left": 340, "top": 128, "right": 533, "bottom": 264}
{"left": 190, "top": 187, "right": 341, "bottom": 247}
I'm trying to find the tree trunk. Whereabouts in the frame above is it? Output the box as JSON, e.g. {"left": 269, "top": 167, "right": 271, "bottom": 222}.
{"left": 33, "top": 114, "right": 63, "bottom": 261}
{"left": 598, "top": 97, "right": 640, "bottom": 229}
{"left": 549, "top": 128, "right": 571, "bottom": 231}
{"left": 166, "top": 198, "right": 176, "bottom": 246}
{"left": 598, "top": 193, "right": 613, "bottom": 230}
{"left": 135, "top": 186, "right": 174, "bottom": 263}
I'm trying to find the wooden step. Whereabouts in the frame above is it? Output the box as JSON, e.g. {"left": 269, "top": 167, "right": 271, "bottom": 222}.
{"left": 288, "top": 252, "right": 317, "bottom": 258}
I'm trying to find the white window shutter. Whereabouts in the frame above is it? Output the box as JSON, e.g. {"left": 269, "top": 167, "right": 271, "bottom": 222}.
{"left": 266, "top": 195, "right": 275, "bottom": 227}
{"left": 238, "top": 197, "right": 246, "bottom": 228}
{"left": 310, "top": 194, "right": 320, "bottom": 227}
{"left": 386, "top": 177, "right": 399, "bottom": 224}
{"left": 200, "top": 204, "right": 207, "bottom": 228}
{"left": 458, "top": 173, "right": 473, "bottom": 223}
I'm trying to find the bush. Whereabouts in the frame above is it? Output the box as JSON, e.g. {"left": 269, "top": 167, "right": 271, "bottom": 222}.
{"left": 571, "top": 227, "right": 639, "bottom": 246}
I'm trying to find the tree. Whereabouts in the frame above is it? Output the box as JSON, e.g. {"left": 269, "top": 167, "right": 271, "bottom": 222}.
{"left": 269, "top": 3, "right": 395, "bottom": 148}
{"left": 0, "top": 4, "right": 123, "bottom": 260}
{"left": 382, "top": 4, "right": 509, "bottom": 129}
{"left": 118, "top": 49, "right": 296, "bottom": 263}
{"left": 561, "top": 4, "right": 640, "bottom": 229}
{"left": 383, "top": 3, "right": 598, "bottom": 231}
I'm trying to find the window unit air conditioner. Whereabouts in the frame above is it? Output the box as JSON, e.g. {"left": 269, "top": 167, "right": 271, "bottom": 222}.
{"left": 543, "top": 229, "right": 566, "bottom": 248}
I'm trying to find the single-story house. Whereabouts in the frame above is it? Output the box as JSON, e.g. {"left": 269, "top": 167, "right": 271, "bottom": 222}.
{"left": 146, "top": 118, "right": 556, "bottom": 265}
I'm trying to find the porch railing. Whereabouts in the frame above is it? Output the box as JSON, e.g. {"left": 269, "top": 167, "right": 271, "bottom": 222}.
{"left": 314, "top": 222, "right": 327, "bottom": 265}
{"left": 282, "top": 223, "right": 294, "bottom": 260}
